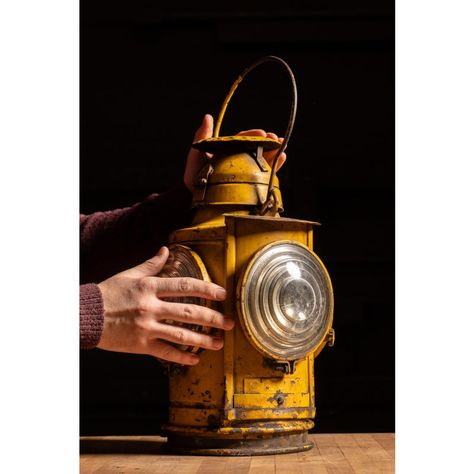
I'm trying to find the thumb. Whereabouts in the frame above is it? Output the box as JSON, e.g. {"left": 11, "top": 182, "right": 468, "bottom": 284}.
{"left": 127, "top": 246, "right": 169, "bottom": 278}
{"left": 184, "top": 114, "right": 214, "bottom": 192}
{"left": 193, "top": 114, "right": 214, "bottom": 142}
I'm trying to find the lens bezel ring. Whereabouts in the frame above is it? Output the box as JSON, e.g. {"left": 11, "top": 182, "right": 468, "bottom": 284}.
{"left": 237, "top": 240, "right": 334, "bottom": 361}
{"left": 157, "top": 244, "right": 213, "bottom": 354}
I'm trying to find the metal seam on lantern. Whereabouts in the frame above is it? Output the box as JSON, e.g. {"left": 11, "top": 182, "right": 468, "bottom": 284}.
{"left": 237, "top": 241, "right": 334, "bottom": 361}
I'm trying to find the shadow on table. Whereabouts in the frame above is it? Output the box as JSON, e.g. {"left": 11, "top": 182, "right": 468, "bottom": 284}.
{"left": 80, "top": 438, "right": 167, "bottom": 455}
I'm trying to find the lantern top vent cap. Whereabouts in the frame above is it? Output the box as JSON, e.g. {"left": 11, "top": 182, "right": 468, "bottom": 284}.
{"left": 193, "top": 135, "right": 280, "bottom": 154}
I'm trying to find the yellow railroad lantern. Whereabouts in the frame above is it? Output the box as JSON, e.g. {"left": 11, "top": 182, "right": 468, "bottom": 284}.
{"left": 161, "top": 56, "right": 335, "bottom": 455}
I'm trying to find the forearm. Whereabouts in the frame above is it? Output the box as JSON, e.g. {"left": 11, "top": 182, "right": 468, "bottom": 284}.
{"left": 80, "top": 181, "right": 193, "bottom": 283}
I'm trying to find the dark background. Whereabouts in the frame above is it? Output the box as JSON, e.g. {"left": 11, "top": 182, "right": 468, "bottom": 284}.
{"left": 80, "top": 0, "right": 394, "bottom": 434}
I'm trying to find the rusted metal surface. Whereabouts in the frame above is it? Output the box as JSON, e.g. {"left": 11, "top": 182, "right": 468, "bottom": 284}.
{"left": 209, "top": 56, "right": 297, "bottom": 216}
{"left": 164, "top": 213, "right": 331, "bottom": 453}
{"left": 164, "top": 57, "right": 334, "bottom": 456}
{"left": 191, "top": 147, "right": 284, "bottom": 213}
{"left": 165, "top": 431, "right": 313, "bottom": 456}
{"left": 193, "top": 135, "right": 280, "bottom": 154}
{"left": 164, "top": 420, "right": 313, "bottom": 436}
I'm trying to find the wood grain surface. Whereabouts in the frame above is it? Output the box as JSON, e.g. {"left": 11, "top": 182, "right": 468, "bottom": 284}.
{"left": 80, "top": 433, "right": 394, "bottom": 473}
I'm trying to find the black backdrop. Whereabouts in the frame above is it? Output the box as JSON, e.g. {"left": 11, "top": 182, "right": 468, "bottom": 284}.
{"left": 80, "top": 1, "right": 394, "bottom": 434}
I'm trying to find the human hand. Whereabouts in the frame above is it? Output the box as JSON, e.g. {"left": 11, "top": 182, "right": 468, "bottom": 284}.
{"left": 184, "top": 114, "right": 287, "bottom": 192}
{"left": 97, "top": 246, "right": 234, "bottom": 365}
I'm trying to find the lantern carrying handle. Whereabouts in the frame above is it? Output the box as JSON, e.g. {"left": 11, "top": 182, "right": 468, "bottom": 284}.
{"left": 214, "top": 56, "right": 298, "bottom": 214}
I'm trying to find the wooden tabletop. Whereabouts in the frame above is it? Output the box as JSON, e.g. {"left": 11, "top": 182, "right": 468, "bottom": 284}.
{"left": 80, "top": 433, "right": 394, "bottom": 473}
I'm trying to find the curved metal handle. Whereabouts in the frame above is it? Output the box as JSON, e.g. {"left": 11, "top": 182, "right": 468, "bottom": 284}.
{"left": 214, "top": 56, "right": 298, "bottom": 214}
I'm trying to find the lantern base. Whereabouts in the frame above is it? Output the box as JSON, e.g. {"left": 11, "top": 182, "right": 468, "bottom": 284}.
{"left": 163, "top": 420, "right": 314, "bottom": 456}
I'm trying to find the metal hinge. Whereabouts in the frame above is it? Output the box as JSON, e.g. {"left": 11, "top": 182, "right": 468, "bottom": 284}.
{"left": 327, "top": 328, "right": 335, "bottom": 347}
{"left": 252, "top": 145, "right": 268, "bottom": 171}
{"left": 265, "top": 359, "right": 298, "bottom": 375}
{"left": 195, "top": 163, "right": 214, "bottom": 201}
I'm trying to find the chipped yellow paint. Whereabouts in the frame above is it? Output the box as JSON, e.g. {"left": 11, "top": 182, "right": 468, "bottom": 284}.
{"left": 165, "top": 419, "right": 314, "bottom": 437}
{"left": 193, "top": 135, "right": 281, "bottom": 153}
{"left": 163, "top": 138, "right": 334, "bottom": 454}
{"left": 191, "top": 144, "right": 283, "bottom": 213}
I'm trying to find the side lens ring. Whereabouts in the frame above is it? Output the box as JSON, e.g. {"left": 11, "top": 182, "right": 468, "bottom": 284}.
{"left": 157, "top": 245, "right": 212, "bottom": 354}
{"left": 239, "top": 241, "right": 333, "bottom": 360}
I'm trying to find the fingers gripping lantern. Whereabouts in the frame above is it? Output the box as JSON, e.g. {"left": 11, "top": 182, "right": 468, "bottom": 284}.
{"left": 162, "top": 57, "right": 335, "bottom": 456}
{"left": 157, "top": 245, "right": 213, "bottom": 354}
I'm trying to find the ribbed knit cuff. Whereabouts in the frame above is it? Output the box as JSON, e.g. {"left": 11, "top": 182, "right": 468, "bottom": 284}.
{"left": 80, "top": 283, "right": 104, "bottom": 349}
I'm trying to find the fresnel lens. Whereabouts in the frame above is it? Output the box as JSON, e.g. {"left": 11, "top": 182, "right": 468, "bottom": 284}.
{"left": 157, "top": 244, "right": 212, "bottom": 353}
{"left": 239, "top": 241, "right": 333, "bottom": 361}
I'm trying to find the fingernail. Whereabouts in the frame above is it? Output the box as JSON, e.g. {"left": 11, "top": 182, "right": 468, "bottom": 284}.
{"left": 224, "top": 318, "right": 235, "bottom": 330}
{"left": 213, "top": 337, "right": 224, "bottom": 348}
{"left": 189, "top": 354, "right": 199, "bottom": 364}
{"left": 157, "top": 246, "right": 166, "bottom": 257}
{"left": 215, "top": 287, "right": 227, "bottom": 300}
{"left": 202, "top": 114, "right": 212, "bottom": 125}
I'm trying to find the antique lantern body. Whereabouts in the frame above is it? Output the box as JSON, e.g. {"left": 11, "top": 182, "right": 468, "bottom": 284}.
{"left": 162, "top": 57, "right": 334, "bottom": 455}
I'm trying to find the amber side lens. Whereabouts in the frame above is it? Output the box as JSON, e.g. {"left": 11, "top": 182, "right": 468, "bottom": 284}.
{"left": 157, "top": 245, "right": 212, "bottom": 353}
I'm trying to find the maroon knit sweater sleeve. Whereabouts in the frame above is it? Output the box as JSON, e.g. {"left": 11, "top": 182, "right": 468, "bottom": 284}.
{"left": 80, "top": 181, "right": 193, "bottom": 349}
{"left": 80, "top": 283, "right": 104, "bottom": 349}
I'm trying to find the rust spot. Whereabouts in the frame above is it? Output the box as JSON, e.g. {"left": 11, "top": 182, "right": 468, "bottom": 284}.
{"left": 223, "top": 376, "right": 229, "bottom": 407}
{"left": 166, "top": 430, "right": 314, "bottom": 455}
{"left": 267, "top": 390, "right": 287, "bottom": 406}
{"left": 207, "top": 414, "right": 219, "bottom": 428}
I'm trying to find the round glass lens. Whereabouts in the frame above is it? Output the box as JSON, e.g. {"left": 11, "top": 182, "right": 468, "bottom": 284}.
{"left": 279, "top": 278, "right": 316, "bottom": 323}
{"left": 240, "top": 241, "right": 333, "bottom": 360}
{"left": 157, "top": 245, "right": 211, "bottom": 353}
